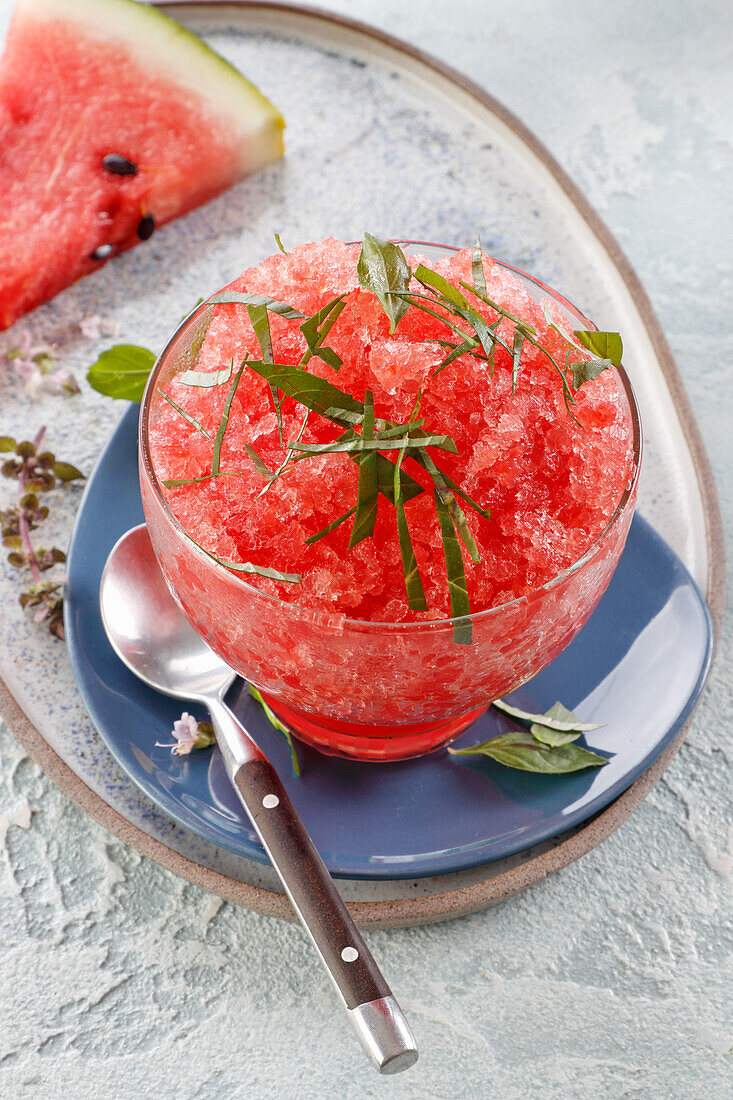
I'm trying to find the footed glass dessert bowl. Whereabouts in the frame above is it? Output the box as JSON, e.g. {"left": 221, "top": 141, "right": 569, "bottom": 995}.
{"left": 139, "top": 242, "right": 641, "bottom": 761}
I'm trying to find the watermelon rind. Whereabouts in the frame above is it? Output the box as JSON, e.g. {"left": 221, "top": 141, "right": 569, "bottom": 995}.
{"left": 15, "top": 0, "right": 285, "bottom": 172}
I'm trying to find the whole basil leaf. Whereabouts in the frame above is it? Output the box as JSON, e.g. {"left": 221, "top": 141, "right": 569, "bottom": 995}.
{"left": 86, "top": 345, "right": 155, "bottom": 401}
{"left": 357, "top": 233, "right": 412, "bottom": 333}
{"left": 449, "top": 730, "right": 608, "bottom": 773}
{"left": 530, "top": 701, "right": 587, "bottom": 746}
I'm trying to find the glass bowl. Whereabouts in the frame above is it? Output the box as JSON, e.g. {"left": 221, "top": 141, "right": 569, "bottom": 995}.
{"left": 139, "top": 243, "right": 642, "bottom": 762}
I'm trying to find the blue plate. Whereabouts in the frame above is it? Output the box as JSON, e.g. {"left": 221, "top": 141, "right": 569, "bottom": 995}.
{"left": 65, "top": 406, "right": 714, "bottom": 879}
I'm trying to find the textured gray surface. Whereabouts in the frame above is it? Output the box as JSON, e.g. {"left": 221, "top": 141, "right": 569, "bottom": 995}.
{"left": 0, "top": 1, "right": 731, "bottom": 1097}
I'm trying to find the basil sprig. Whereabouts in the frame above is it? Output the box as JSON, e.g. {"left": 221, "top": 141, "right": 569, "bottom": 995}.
{"left": 449, "top": 700, "right": 608, "bottom": 773}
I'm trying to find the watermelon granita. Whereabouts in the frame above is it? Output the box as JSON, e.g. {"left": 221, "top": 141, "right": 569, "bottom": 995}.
{"left": 0, "top": 0, "right": 284, "bottom": 330}
{"left": 141, "top": 238, "right": 640, "bottom": 761}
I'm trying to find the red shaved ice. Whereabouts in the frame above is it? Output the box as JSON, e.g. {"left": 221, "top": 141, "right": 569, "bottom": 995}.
{"left": 148, "top": 239, "right": 635, "bottom": 623}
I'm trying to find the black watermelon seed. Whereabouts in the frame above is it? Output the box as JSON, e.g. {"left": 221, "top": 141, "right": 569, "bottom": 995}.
{"left": 137, "top": 214, "right": 155, "bottom": 241}
{"left": 91, "top": 244, "right": 114, "bottom": 260}
{"left": 102, "top": 154, "right": 137, "bottom": 176}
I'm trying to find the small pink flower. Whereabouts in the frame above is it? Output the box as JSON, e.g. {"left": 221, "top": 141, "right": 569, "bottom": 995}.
{"left": 6, "top": 336, "right": 79, "bottom": 398}
{"left": 16, "top": 362, "right": 79, "bottom": 399}
{"left": 171, "top": 712, "right": 200, "bottom": 754}
{"left": 157, "top": 712, "right": 215, "bottom": 756}
{"left": 47, "top": 366, "right": 81, "bottom": 395}
{"left": 79, "top": 314, "right": 118, "bottom": 340}
{"left": 5, "top": 332, "right": 55, "bottom": 363}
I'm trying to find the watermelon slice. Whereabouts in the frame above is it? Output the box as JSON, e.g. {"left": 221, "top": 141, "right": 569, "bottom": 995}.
{"left": 0, "top": 0, "right": 284, "bottom": 330}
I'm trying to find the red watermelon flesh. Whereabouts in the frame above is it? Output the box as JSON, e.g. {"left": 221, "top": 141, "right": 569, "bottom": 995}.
{"left": 0, "top": 0, "right": 284, "bottom": 330}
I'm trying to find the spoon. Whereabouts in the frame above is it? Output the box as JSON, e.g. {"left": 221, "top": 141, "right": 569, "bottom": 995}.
{"left": 100, "top": 523, "right": 418, "bottom": 1075}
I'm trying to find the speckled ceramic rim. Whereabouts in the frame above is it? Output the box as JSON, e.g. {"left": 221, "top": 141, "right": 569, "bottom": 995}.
{"left": 0, "top": 1, "right": 724, "bottom": 929}
{"left": 140, "top": 243, "right": 642, "bottom": 632}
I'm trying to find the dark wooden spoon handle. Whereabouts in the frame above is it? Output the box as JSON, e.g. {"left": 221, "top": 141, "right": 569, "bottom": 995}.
{"left": 206, "top": 695, "right": 417, "bottom": 1071}
{"left": 233, "top": 757, "right": 390, "bottom": 1010}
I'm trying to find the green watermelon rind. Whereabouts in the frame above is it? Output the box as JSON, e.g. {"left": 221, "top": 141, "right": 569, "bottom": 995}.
{"left": 16, "top": 0, "right": 285, "bottom": 171}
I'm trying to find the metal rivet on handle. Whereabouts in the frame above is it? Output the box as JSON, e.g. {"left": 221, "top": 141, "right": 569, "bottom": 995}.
{"left": 341, "top": 947, "right": 359, "bottom": 963}
{"left": 262, "top": 794, "right": 280, "bottom": 809}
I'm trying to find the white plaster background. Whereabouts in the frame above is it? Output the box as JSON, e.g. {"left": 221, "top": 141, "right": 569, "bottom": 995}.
{"left": 0, "top": 1, "right": 731, "bottom": 1097}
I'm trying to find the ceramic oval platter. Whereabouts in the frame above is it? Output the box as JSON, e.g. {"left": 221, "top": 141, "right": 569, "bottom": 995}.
{"left": 0, "top": 2, "right": 723, "bottom": 927}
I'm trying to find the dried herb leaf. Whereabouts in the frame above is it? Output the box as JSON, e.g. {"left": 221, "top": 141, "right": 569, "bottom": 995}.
{"left": 392, "top": 290, "right": 477, "bottom": 344}
{"left": 349, "top": 390, "right": 379, "bottom": 548}
{"left": 216, "top": 558, "right": 302, "bottom": 583}
{"left": 376, "top": 420, "right": 425, "bottom": 438}
{"left": 243, "top": 443, "right": 274, "bottom": 479}
{"left": 208, "top": 290, "right": 305, "bottom": 320}
{"left": 569, "top": 358, "right": 613, "bottom": 389}
{"left": 435, "top": 470, "right": 491, "bottom": 520}
{"left": 274, "top": 233, "right": 288, "bottom": 254}
{"left": 247, "top": 303, "right": 274, "bottom": 363}
{"left": 394, "top": 437, "right": 427, "bottom": 610}
{"left": 248, "top": 685, "right": 300, "bottom": 776}
{"left": 179, "top": 365, "right": 233, "bottom": 388}
{"left": 156, "top": 388, "right": 212, "bottom": 440}
{"left": 357, "top": 233, "right": 412, "bottom": 333}
{"left": 433, "top": 338, "right": 477, "bottom": 377}
{"left": 305, "top": 505, "right": 358, "bottom": 546}
{"left": 414, "top": 264, "right": 468, "bottom": 311}
{"left": 290, "top": 433, "right": 456, "bottom": 456}
{"left": 472, "top": 239, "right": 487, "bottom": 296}
{"left": 373, "top": 449, "right": 424, "bottom": 505}
{"left": 162, "top": 472, "right": 246, "bottom": 489}
{"left": 542, "top": 301, "right": 585, "bottom": 352}
{"left": 186, "top": 530, "right": 301, "bottom": 584}
{"left": 246, "top": 303, "right": 283, "bottom": 444}
{"left": 299, "top": 296, "right": 346, "bottom": 371}
{"left": 211, "top": 359, "right": 247, "bottom": 476}
{"left": 245, "top": 359, "right": 364, "bottom": 425}
{"left": 462, "top": 282, "right": 537, "bottom": 336}
{"left": 512, "top": 328, "right": 525, "bottom": 393}
{"left": 492, "top": 697, "right": 601, "bottom": 732}
{"left": 86, "top": 344, "right": 155, "bottom": 401}
{"left": 433, "top": 488, "right": 472, "bottom": 644}
{"left": 449, "top": 730, "right": 607, "bottom": 772}
{"left": 420, "top": 451, "right": 480, "bottom": 563}
{"left": 415, "top": 266, "right": 505, "bottom": 363}
{"left": 574, "top": 330, "right": 623, "bottom": 368}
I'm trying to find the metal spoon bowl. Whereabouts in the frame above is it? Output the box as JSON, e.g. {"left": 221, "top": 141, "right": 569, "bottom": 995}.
{"left": 100, "top": 524, "right": 418, "bottom": 1075}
